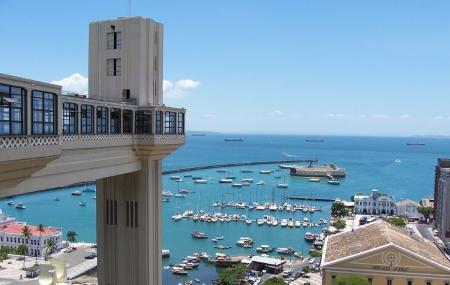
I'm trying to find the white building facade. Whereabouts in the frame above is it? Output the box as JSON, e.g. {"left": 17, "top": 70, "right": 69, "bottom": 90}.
{"left": 0, "top": 210, "right": 62, "bottom": 256}
{"left": 353, "top": 189, "right": 396, "bottom": 215}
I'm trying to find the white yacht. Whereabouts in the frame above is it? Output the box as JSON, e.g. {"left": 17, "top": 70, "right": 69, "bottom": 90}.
{"left": 172, "top": 214, "right": 183, "bottom": 221}
{"left": 308, "top": 178, "right": 320, "bottom": 182}
{"left": 219, "top": 178, "right": 233, "bottom": 183}
{"left": 162, "top": 191, "right": 173, "bottom": 196}
{"left": 276, "top": 183, "right": 288, "bottom": 189}
{"left": 294, "top": 221, "right": 301, "bottom": 227}
{"left": 241, "top": 178, "right": 254, "bottom": 183}
{"left": 280, "top": 219, "right": 288, "bottom": 227}
{"left": 195, "top": 179, "right": 208, "bottom": 184}
{"left": 259, "top": 170, "right": 273, "bottom": 174}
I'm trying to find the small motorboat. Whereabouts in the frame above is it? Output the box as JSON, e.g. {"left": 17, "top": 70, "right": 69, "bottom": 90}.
{"left": 256, "top": 245, "right": 273, "bottom": 253}
{"left": 172, "top": 214, "right": 183, "bottom": 221}
{"left": 172, "top": 266, "right": 188, "bottom": 275}
{"left": 162, "top": 191, "right": 173, "bottom": 196}
{"left": 79, "top": 201, "right": 86, "bottom": 207}
{"left": 246, "top": 219, "right": 253, "bottom": 225}
{"left": 241, "top": 178, "right": 254, "bottom": 183}
{"left": 184, "top": 174, "right": 193, "bottom": 177}
{"left": 92, "top": 196, "right": 96, "bottom": 200}
{"left": 170, "top": 176, "right": 181, "bottom": 180}
{"left": 54, "top": 198, "right": 60, "bottom": 202}
{"left": 259, "top": 170, "right": 273, "bottom": 174}
{"left": 71, "top": 191, "right": 82, "bottom": 196}
{"left": 7, "top": 201, "right": 15, "bottom": 205}
{"left": 241, "top": 169, "right": 254, "bottom": 173}
{"left": 194, "top": 179, "right": 208, "bottom": 184}
{"left": 256, "top": 181, "right": 265, "bottom": 186}
{"left": 174, "top": 193, "right": 186, "bottom": 198}
{"left": 277, "top": 247, "right": 295, "bottom": 255}
{"left": 192, "top": 231, "right": 208, "bottom": 239}
{"left": 232, "top": 183, "right": 243, "bottom": 188}
{"left": 219, "top": 178, "right": 233, "bottom": 184}
{"left": 308, "top": 178, "right": 320, "bottom": 182}
{"left": 15, "top": 203, "right": 26, "bottom": 209}
{"left": 294, "top": 221, "right": 301, "bottom": 227}
{"left": 179, "top": 189, "right": 189, "bottom": 194}
{"left": 276, "top": 183, "right": 288, "bottom": 189}
{"left": 280, "top": 219, "right": 288, "bottom": 227}
{"left": 162, "top": 249, "right": 170, "bottom": 257}
{"left": 304, "top": 232, "right": 315, "bottom": 241}
{"left": 327, "top": 180, "right": 340, "bottom": 185}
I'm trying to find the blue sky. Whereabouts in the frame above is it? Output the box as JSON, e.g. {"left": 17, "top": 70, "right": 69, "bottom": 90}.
{"left": 1, "top": 0, "right": 450, "bottom": 136}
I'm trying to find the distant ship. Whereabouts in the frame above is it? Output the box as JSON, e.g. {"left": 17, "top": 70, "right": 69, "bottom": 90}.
{"left": 224, "top": 138, "right": 243, "bottom": 142}
{"left": 406, "top": 142, "right": 425, "bottom": 146}
{"left": 305, "top": 139, "right": 325, "bottom": 143}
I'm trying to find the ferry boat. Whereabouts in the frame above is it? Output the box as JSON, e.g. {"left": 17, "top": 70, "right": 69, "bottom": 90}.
{"left": 15, "top": 203, "right": 26, "bottom": 209}
{"left": 256, "top": 245, "right": 273, "bottom": 253}
{"left": 192, "top": 231, "right": 208, "bottom": 239}
{"left": 71, "top": 191, "right": 82, "bottom": 196}
{"left": 277, "top": 247, "right": 295, "bottom": 255}
{"left": 219, "top": 178, "right": 233, "bottom": 183}
{"left": 308, "top": 178, "right": 320, "bottom": 182}
{"left": 304, "top": 232, "right": 315, "bottom": 241}
{"left": 259, "top": 170, "right": 273, "bottom": 174}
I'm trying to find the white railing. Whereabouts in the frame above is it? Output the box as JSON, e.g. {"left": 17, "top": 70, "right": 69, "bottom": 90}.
{"left": 0, "top": 136, "right": 60, "bottom": 149}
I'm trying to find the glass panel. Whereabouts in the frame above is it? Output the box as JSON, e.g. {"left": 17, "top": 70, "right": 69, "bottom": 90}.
{"left": 33, "top": 97, "right": 43, "bottom": 109}
{"left": 33, "top": 91, "right": 43, "bottom": 98}
{"left": 0, "top": 122, "right": 10, "bottom": 134}
{"left": 0, "top": 107, "right": 9, "bottom": 121}
{"left": 33, "top": 111, "right": 43, "bottom": 122}
{"left": 0, "top": 84, "right": 9, "bottom": 96}
{"left": 10, "top": 87, "right": 21, "bottom": 95}
{"left": 33, "top": 123, "right": 43, "bottom": 134}
{"left": 107, "top": 59, "right": 114, "bottom": 76}
{"left": 116, "top": 58, "right": 121, "bottom": 76}
{"left": 107, "top": 32, "right": 114, "bottom": 49}
{"left": 11, "top": 109, "right": 21, "bottom": 121}
{"left": 44, "top": 111, "right": 53, "bottom": 123}
{"left": 11, "top": 123, "right": 22, "bottom": 134}
{"left": 116, "top": 32, "right": 122, "bottom": 49}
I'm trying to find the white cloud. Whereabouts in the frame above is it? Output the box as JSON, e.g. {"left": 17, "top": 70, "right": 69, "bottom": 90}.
{"left": 52, "top": 73, "right": 88, "bottom": 94}
{"left": 164, "top": 79, "right": 200, "bottom": 98}
{"left": 433, "top": 115, "right": 450, "bottom": 121}
{"left": 400, "top": 114, "right": 411, "bottom": 119}
{"left": 270, "top": 110, "right": 283, "bottom": 116}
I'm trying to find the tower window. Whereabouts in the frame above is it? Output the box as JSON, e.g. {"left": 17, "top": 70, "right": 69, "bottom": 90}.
{"left": 107, "top": 32, "right": 122, "bottom": 49}
{"left": 107, "top": 58, "right": 121, "bottom": 76}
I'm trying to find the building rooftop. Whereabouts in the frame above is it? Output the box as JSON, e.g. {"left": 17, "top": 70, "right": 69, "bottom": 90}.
{"left": 0, "top": 223, "right": 60, "bottom": 237}
{"left": 322, "top": 220, "right": 450, "bottom": 268}
{"left": 251, "top": 255, "right": 286, "bottom": 266}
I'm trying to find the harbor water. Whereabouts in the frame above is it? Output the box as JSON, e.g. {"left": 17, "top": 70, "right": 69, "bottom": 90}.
{"left": 1, "top": 134, "right": 449, "bottom": 284}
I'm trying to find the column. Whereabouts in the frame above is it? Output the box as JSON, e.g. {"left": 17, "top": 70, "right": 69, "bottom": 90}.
{"left": 96, "top": 159, "right": 162, "bottom": 285}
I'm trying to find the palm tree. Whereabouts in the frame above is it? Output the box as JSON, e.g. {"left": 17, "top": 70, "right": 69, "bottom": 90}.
{"left": 66, "top": 231, "right": 77, "bottom": 246}
{"left": 36, "top": 224, "right": 45, "bottom": 265}
{"left": 44, "top": 240, "right": 56, "bottom": 263}
{"left": 16, "top": 244, "right": 28, "bottom": 269}
{"left": 21, "top": 225, "right": 31, "bottom": 268}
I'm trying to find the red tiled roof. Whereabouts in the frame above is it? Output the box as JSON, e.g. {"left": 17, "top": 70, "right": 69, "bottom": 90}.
{"left": 0, "top": 223, "right": 59, "bottom": 237}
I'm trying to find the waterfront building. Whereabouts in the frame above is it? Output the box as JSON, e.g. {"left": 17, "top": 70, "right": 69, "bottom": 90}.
{"left": 290, "top": 163, "right": 346, "bottom": 177}
{"left": 0, "top": 16, "right": 185, "bottom": 285}
{"left": 396, "top": 199, "right": 423, "bottom": 221}
{"left": 0, "top": 210, "right": 62, "bottom": 256}
{"left": 250, "top": 255, "right": 285, "bottom": 274}
{"left": 435, "top": 159, "right": 450, "bottom": 244}
{"left": 353, "top": 189, "right": 396, "bottom": 215}
{"left": 321, "top": 220, "right": 450, "bottom": 285}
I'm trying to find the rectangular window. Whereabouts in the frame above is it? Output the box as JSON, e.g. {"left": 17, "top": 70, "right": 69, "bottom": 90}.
{"left": 164, "top": 111, "right": 176, "bottom": 134}
{"left": 177, "top": 112, "right": 184, "bottom": 134}
{"left": 96, "top": 106, "right": 108, "bottom": 134}
{"left": 123, "top": 110, "right": 133, "bottom": 133}
{"left": 81, "top": 105, "right": 94, "bottom": 134}
{"left": 110, "top": 108, "right": 121, "bottom": 133}
{"left": 426, "top": 282, "right": 431, "bottom": 285}
{"left": 135, "top": 111, "right": 151, "bottom": 133}
{"left": 155, "top": 111, "right": 163, "bottom": 134}
{"left": 387, "top": 279, "right": 392, "bottom": 285}
{"left": 107, "top": 58, "right": 121, "bottom": 76}
{"left": 407, "top": 281, "right": 412, "bottom": 285}
{"left": 0, "top": 84, "right": 25, "bottom": 135}
{"left": 62, "top": 102, "right": 78, "bottom": 134}
{"left": 368, "top": 278, "right": 372, "bottom": 284}
{"left": 107, "top": 31, "right": 122, "bottom": 49}
{"left": 32, "top": 91, "right": 56, "bottom": 135}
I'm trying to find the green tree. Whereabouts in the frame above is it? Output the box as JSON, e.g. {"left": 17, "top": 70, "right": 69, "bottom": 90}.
{"left": 310, "top": 251, "right": 322, "bottom": 258}
{"left": 16, "top": 244, "right": 28, "bottom": 269}
{"left": 333, "top": 219, "right": 347, "bottom": 231}
{"left": 331, "top": 201, "right": 349, "bottom": 217}
{"left": 387, "top": 217, "right": 406, "bottom": 227}
{"left": 66, "top": 231, "right": 78, "bottom": 246}
{"left": 264, "top": 277, "right": 286, "bottom": 285}
{"left": 217, "top": 263, "right": 248, "bottom": 285}
{"left": 417, "top": 206, "right": 433, "bottom": 221}
{"left": 0, "top": 247, "right": 12, "bottom": 262}
{"left": 44, "top": 240, "right": 57, "bottom": 262}
{"left": 302, "top": 266, "right": 311, "bottom": 274}
{"left": 333, "top": 275, "right": 371, "bottom": 285}
{"left": 36, "top": 224, "right": 45, "bottom": 264}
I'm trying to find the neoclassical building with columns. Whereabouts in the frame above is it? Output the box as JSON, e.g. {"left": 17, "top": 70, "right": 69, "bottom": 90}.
{"left": 0, "top": 16, "right": 185, "bottom": 285}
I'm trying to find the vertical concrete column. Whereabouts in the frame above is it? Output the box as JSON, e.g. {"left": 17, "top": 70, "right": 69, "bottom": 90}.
{"left": 96, "top": 158, "right": 162, "bottom": 285}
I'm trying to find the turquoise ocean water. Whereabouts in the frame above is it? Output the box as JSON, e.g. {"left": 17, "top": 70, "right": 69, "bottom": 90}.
{"left": 1, "top": 134, "right": 450, "bottom": 284}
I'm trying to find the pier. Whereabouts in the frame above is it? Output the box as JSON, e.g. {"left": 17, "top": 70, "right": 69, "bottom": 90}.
{"left": 162, "top": 159, "right": 317, "bottom": 174}
{"left": 285, "top": 196, "right": 336, "bottom": 202}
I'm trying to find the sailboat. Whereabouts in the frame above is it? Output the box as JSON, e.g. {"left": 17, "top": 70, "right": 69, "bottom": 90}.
{"left": 276, "top": 176, "right": 288, "bottom": 188}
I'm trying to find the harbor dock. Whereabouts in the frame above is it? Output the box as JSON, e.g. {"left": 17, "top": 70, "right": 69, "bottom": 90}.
{"left": 162, "top": 159, "right": 317, "bottom": 174}
{"left": 285, "top": 196, "right": 336, "bottom": 202}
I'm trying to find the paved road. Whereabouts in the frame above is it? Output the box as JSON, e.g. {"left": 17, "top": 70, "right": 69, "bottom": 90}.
{"left": 414, "top": 223, "right": 435, "bottom": 241}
